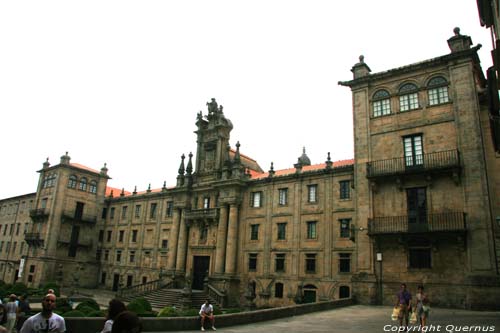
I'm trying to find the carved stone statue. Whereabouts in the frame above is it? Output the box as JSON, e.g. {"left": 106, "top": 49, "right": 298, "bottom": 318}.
{"left": 207, "top": 98, "right": 218, "bottom": 115}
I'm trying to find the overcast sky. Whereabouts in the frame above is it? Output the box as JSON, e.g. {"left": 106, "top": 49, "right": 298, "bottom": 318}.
{"left": 0, "top": 0, "right": 493, "bottom": 200}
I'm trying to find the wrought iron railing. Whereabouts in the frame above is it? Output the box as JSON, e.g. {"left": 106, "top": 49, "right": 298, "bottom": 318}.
{"left": 29, "top": 209, "right": 49, "bottom": 222}
{"left": 184, "top": 208, "right": 219, "bottom": 221}
{"left": 207, "top": 283, "right": 226, "bottom": 309}
{"left": 61, "top": 211, "right": 97, "bottom": 224}
{"left": 25, "top": 232, "right": 44, "bottom": 245}
{"left": 117, "top": 278, "right": 173, "bottom": 299}
{"left": 366, "top": 149, "right": 460, "bottom": 178}
{"left": 368, "top": 211, "right": 466, "bottom": 235}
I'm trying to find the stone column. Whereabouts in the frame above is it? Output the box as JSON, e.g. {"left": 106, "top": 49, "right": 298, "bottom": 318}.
{"left": 225, "top": 204, "right": 239, "bottom": 274}
{"left": 167, "top": 208, "right": 181, "bottom": 271}
{"left": 214, "top": 205, "right": 229, "bottom": 274}
{"left": 176, "top": 210, "right": 188, "bottom": 272}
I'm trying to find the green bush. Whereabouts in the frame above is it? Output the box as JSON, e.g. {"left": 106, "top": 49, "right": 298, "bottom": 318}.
{"left": 213, "top": 308, "right": 222, "bottom": 315}
{"left": 75, "top": 304, "right": 95, "bottom": 315}
{"left": 157, "top": 306, "right": 179, "bottom": 317}
{"left": 40, "top": 282, "right": 60, "bottom": 296}
{"left": 87, "top": 310, "right": 106, "bottom": 317}
{"left": 77, "top": 299, "right": 100, "bottom": 311}
{"left": 56, "top": 298, "right": 73, "bottom": 313}
{"left": 178, "top": 308, "right": 199, "bottom": 316}
{"left": 138, "top": 311, "right": 157, "bottom": 317}
{"left": 9, "top": 282, "right": 28, "bottom": 297}
{"left": 62, "top": 310, "right": 86, "bottom": 317}
{"left": 126, "top": 301, "right": 146, "bottom": 315}
{"left": 133, "top": 297, "right": 152, "bottom": 312}
{"left": 223, "top": 308, "right": 243, "bottom": 314}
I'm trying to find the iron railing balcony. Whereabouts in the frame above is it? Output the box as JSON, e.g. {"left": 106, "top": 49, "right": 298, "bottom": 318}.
{"left": 366, "top": 149, "right": 460, "bottom": 179}
{"left": 25, "top": 232, "right": 44, "bottom": 246}
{"left": 368, "top": 211, "right": 466, "bottom": 235}
{"left": 29, "top": 209, "right": 49, "bottom": 222}
{"left": 184, "top": 208, "right": 219, "bottom": 221}
{"left": 61, "top": 211, "right": 97, "bottom": 224}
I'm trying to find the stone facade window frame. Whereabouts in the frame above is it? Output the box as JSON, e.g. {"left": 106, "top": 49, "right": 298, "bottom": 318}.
{"left": 306, "top": 221, "right": 317, "bottom": 239}
{"left": 89, "top": 180, "right": 97, "bottom": 194}
{"left": 248, "top": 253, "right": 258, "bottom": 272}
{"left": 277, "top": 222, "right": 287, "bottom": 240}
{"left": 307, "top": 184, "right": 318, "bottom": 203}
{"left": 166, "top": 201, "right": 174, "bottom": 217}
{"left": 339, "top": 218, "right": 351, "bottom": 238}
{"left": 427, "top": 76, "right": 450, "bottom": 106}
{"left": 78, "top": 177, "right": 87, "bottom": 191}
{"left": 372, "top": 89, "right": 391, "bottom": 117}
{"left": 250, "top": 191, "right": 263, "bottom": 208}
{"left": 339, "top": 180, "right": 351, "bottom": 200}
{"left": 250, "top": 224, "right": 259, "bottom": 241}
{"left": 134, "top": 205, "right": 141, "bottom": 218}
{"left": 275, "top": 253, "right": 285, "bottom": 272}
{"left": 408, "top": 243, "right": 432, "bottom": 269}
{"left": 68, "top": 175, "right": 77, "bottom": 189}
{"left": 278, "top": 188, "right": 288, "bottom": 206}
{"left": 274, "top": 282, "right": 284, "bottom": 298}
{"left": 149, "top": 202, "right": 157, "bottom": 219}
{"left": 339, "top": 253, "right": 351, "bottom": 273}
{"left": 398, "top": 83, "right": 420, "bottom": 112}
{"left": 305, "top": 253, "right": 317, "bottom": 274}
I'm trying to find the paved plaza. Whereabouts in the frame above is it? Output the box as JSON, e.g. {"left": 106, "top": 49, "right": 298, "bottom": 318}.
{"left": 151, "top": 305, "right": 500, "bottom": 333}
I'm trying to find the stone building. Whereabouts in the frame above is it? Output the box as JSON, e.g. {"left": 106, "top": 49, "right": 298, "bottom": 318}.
{"left": 0, "top": 30, "right": 499, "bottom": 309}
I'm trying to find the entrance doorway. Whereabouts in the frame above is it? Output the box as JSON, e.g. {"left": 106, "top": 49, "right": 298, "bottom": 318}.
{"left": 112, "top": 274, "right": 120, "bottom": 291}
{"left": 302, "top": 284, "right": 317, "bottom": 303}
{"left": 192, "top": 256, "right": 210, "bottom": 290}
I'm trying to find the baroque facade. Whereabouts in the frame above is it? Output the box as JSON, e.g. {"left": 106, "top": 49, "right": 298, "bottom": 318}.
{"left": 0, "top": 30, "right": 499, "bottom": 309}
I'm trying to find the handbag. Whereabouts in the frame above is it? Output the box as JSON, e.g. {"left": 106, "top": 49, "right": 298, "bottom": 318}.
{"left": 391, "top": 306, "right": 400, "bottom": 321}
{"left": 409, "top": 310, "right": 417, "bottom": 324}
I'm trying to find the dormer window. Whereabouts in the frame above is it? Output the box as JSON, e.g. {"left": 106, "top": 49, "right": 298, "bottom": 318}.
{"left": 78, "top": 177, "right": 87, "bottom": 191}
{"left": 68, "top": 175, "right": 77, "bottom": 189}
{"left": 399, "top": 83, "right": 419, "bottom": 111}
{"left": 372, "top": 89, "right": 391, "bottom": 117}
{"left": 428, "top": 76, "right": 449, "bottom": 106}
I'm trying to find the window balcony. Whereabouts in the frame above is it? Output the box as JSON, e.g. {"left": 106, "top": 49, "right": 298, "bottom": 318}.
{"left": 184, "top": 208, "right": 219, "bottom": 222}
{"left": 25, "top": 232, "right": 44, "bottom": 246}
{"left": 29, "top": 209, "right": 49, "bottom": 222}
{"left": 61, "top": 211, "right": 97, "bottom": 224}
{"left": 366, "top": 149, "right": 460, "bottom": 179}
{"left": 368, "top": 211, "right": 466, "bottom": 235}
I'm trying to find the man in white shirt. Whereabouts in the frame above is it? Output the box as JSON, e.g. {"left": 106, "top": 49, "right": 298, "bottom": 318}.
{"left": 20, "top": 293, "right": 66, "bottom": 333}
{"left": 199, "top": 299, "right": 216, "bottom": 331}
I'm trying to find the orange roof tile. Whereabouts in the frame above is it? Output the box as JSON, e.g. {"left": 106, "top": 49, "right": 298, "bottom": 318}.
{"left": 105, "top": 186, "right": 131, "bottom": 197}
{"left": 250, "top": 159, "right": 354, "bottom": 180}
{"left": 70, "top": 163, "right": 100, "bottom": 174}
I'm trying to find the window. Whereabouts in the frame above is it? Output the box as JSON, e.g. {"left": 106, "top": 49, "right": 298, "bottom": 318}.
{"left": 409, "top": 248, "right": 431, "bottom": 268}
{"left": 251, "top": 192, "right": 262, "bottom": 208}
{"left": 307, "top": 185, "right": 318, "bottom": 203}
{"left": 339, "top": 286, "right": 350, "bottom": 299}
{"left": 78, "top": 177, "right": 87, "bottom": 191}
{"left": 142, "top": 276, "right": 147, "bottom": 284}
{"left": 278, "top": 188, "right": 288, "bottom": 206}
{"left": 277, "top": 223, "right": 286, "bottom": 240}
{"left": 275, "top": 282, "right": 284, "bottom": 298}
{"left": 340, "top": 219, "right": 351, "bottom": 238}
{"left": 150, "top": 203, "right": 157, "bottom": 219}
{"left": 41, "top": 198, "right": 48, "bottom": 209}
{"left": 121, "top": 206, "right": 128, "bottom": 219}
{"left": 101, "top": 208, "right": 107, "bottom": 219}
{"left": 89, "top": 180, "right": 97, "bottom": 194}
{"left": 29, "top": 265, "right": 35, "bottom": 273}
{"left": 200, "top": 226, "right": 208, "bottom": 242}
{"left": 404, "top": 135, "right": 423, "bottom": 167}
{"left": 43, "top": 173, "right": 56, "bottom": 188}
{"left": 428, "top": 76, "right": 449, "bottom": 106}
{"left": 68, "top": 175, "right": 77, "bottom": 189}
{"left": 339, "top": 253, "right": 351, "bottom": 273}
{"left": 407, "top": 187, "right": 427, "bottom": 226}
{"left": 248, "top": 253, "right": 257, "bottom": 271}
{"left": 307, "top": 221, "right": 317, "bottom": 239}
{"left": 250, "top": 224, "right": 259, "bottom": 240}
{"left": 119, "top": 230, "right": 124, "bottom": 242}
{"left": 161, "top": 239, "right": 168, "bottom": 249}
{"left": 104, "top": 250, "right": 109, "bottom": 261}
{"left": 98, "top": 230, "right": 104, "bottom": 242}
{"left": 106, "top": 230, "right": 112, "bottom": 242}
{"left": 110, "top": 207, "right": 115, "bottom": 220}
{"left": 275, "top": 253, "right": 285, "bottom": 272}
{"left": 399, "top": 83, "right": 419, "bottom": 111}
{"left": 116, "top": 250, "right": 122, "bottom": 263}
{"left": 101, "top": 272, "right": 107, "bottom": 284}
{"left": 16, "top": 223, "right": 20, "bottom": 236}
{"left": 203, "top": 197, "right": 210, "bottom": 209}
{"left": 306, "top": 254, "right": 316, "bottom": 273}
{"left": 131, "top": 230, "right": 138, "bottom": 242}
{"left": 127, "top": 275, "right": 133, "bottom": 287}
{"left": 96, "top": 249, "right": 102, "bottom": 261}
{"left": 372, "top": 89, "right": 391, "bottom": 117}
{"left": 129, "top": 251, "right": 136, "bottom": 263}
{"left": 339, "top": 180, "right": 350, "bottom": 199}
{"left": 166, "top": 201, "right": 174, "bottom": 217}
{"left": 135, "top": 205, "right": 141, "bottom": 218}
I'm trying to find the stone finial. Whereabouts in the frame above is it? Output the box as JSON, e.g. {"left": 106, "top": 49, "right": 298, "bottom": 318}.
{"left": 162, "top": 181, "right": 167, "bottom": 191}
{"left": 178, "top": 154, "right": 185, "bottom": 175}
{"left": 298, "top": 147, "right": 311, "bottom": 166}
{"left": 447, "top": 27, "right": 472, "bottom": 52}
{"left": 186, "top": 152, "right": 193, "bottom": 175}
{"left": 268, "top": 162, "right": 275, "bottom": 177}
{"left": 100, "top": 163, "right": 108, "bottom": 176}
{"left": 234, "top": 141, "right": 241, "bottom": 162}
{"left": 351, "top": 55, "right": 371, "bottom": 79}
{"left": 325, "top": 152, "right": 333, "bottom": 169}
{"left": 147, "top": 183, "right": 151, "bottom": 193}
{"left": 109, "top": 190, "right": 114, "bottom": 198}
{"left": 43, "top": 158, "right": 50, "bottom": 169}
{"left": 120, "top": 188, "right": 125, "bottom": 197}
{"left": 133, "top": 186, "right": 137, "bottom": 195}
{"left": 60, "top": 152, "right": 71, "bottom": 165}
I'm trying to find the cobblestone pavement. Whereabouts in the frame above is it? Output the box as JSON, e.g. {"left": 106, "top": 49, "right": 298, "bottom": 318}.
{"left": 152, "top": 305, "right": 500, "bottom": 333}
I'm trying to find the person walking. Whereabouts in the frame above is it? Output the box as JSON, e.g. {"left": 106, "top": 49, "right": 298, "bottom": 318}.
{"left": 16, "top": 295, "right": 31, "bottom": 332}
{"left": 100, "top": 299, "right": 127, "bottom": 333}
{"left": 5, "top": 295, "right": 17, "bottom": 333}
{"left": 415, "top": 285, "right": 430, "bottom": 328}
{"left": 111, "top": 311, "right": 142, "bottom": 333}
{"left": 199, "top": 299, "right": 216, "bottom": 331}
{"left": 0, "top": 304, "right": 8, "bottom": 333}
{"left": 395, "top": 283, "right": 412, "bottom": 330}
{"left": 19, "top": 293, "right": 65, "bottom": 333}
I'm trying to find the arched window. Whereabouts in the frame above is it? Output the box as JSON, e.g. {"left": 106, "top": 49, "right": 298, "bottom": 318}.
{"left": 79, "top": 177, "right": 87, "bottom": 191}
{"left": 68, "top": 175, "right": 77, "bottom": 189}
{"left": 89, "top": 180, "right": 97, "bottom": 194}
{"left": 399, "top": 83, "right": 419, "bottom": 111}
{"left": 339, "top": 286, "right": 350, "bottom": 299}
{"left": 372, "top": 89, "right": 391, "bottom": 117}
{"left": 275, "top": 282, "right": 284, "bottom": 298}
{"left": 427, "top": 76, "right": 449, "bottom": 106}
{"left": 42, "top": 173, "right": 56, "bottom": 188}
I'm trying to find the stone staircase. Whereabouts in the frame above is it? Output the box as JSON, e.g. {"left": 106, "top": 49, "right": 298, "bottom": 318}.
{"left": 123, "top": 288, "right": 212, "bottom": 310}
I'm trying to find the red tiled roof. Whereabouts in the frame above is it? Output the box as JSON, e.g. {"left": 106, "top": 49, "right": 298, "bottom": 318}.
{"left": 70, "top": 163, "right": 100, "bottom": 174}
{"left": 105, "top": 186, "right": 131, "bottom": 197}
{"left": 250, "top": 159, "right": 354, "bottom": 180}
{"left": 229, "top": 149, "right": 263, "bottom": 173}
